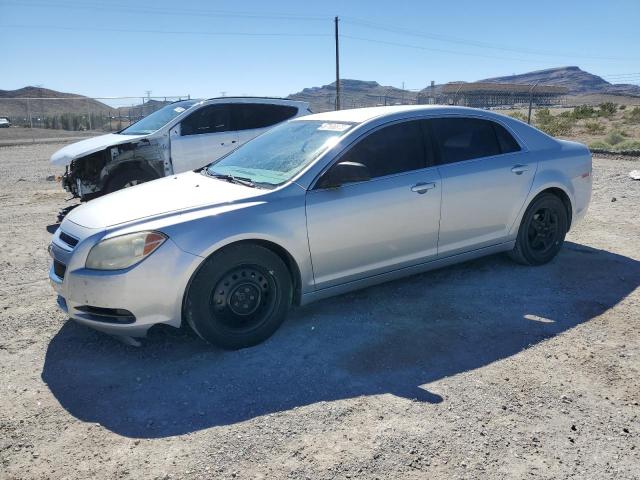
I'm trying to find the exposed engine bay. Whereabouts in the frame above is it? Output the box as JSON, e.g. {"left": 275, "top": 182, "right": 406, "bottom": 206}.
{"left": 61, "top": 137, "right": 172, "bottom": 201}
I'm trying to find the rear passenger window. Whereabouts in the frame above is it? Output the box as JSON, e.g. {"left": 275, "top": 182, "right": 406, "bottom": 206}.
{"left": 493, "top": 123, "right": 521, "bottom": 153}
{"left": 430, "top": 117, "right": 501, "bottom": 164}
{"left": 231, "top": 104, "right": 298, "bottom": 130}
{"left": 339, "top": 121, "right": 428, "bottom": 178}
{"left": 181, "top": 105, "right": 230, "bottom": 136}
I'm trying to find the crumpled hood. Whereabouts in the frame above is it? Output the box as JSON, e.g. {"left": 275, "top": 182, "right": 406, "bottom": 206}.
{"left": 65, "top": 171, "right": 264, "bottom": 229}
{"left": 49, "top": 133, "right": 146, "bottom": 166}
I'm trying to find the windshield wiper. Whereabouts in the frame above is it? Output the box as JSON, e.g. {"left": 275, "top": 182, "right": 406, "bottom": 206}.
{"left": 203, "top": 170, "right": 258, "bottom": 188}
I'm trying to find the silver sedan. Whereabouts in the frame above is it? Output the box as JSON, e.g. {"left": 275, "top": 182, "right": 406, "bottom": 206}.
{"left": 49, "top": 106, "right": 592, "bottom": 349}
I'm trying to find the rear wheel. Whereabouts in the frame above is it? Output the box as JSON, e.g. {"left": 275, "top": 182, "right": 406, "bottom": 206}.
{"left": 185, "top": 244, "right": 292, "bottom": 349}
{"left": 105, "top": 167, "right": 156, "bottom": 194}
{"left": 509, "top": 193, "right": 568, "bottom": 266}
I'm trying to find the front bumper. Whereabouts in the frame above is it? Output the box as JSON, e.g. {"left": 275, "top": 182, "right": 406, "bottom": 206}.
{"left": 49, "top": 227, "right": 203, "bottom": 337}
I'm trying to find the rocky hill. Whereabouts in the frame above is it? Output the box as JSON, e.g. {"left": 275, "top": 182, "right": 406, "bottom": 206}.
{"left": 479, "top": 66, "right": 640, "bottom": 96}
{"left": 289, "top": 79, "right": 421, "bottom": 112}
{"left": 0, "top": 86, "right": 113, "bottom": 118}
{"left": 291, "top": 67, "right": 640, "bottom": 112}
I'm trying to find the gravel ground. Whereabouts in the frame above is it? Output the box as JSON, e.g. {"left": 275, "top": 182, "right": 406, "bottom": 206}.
{"left": 0, "top": 128, "right": 101, "bottom": 146}
{"left": 0, "top": 142, "right": 638, "bottom": 480}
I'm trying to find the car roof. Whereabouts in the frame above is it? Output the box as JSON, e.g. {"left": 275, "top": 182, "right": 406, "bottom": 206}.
{"left": 296, "top": 105, "right": 510, "bottom": 124}
{"left": 197, "top": 97, "right": 309, "bottom": 108}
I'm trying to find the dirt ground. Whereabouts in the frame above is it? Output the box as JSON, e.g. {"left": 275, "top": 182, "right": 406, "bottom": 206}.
{"left": 0, "top": 128, "right": 98, "bottom": 147}
{"left": 0, "top": 141, "right": 638, "bottom": 480}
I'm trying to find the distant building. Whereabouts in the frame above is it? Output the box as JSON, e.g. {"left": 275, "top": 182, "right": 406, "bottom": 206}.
{"left": 429, "top": 82, "right": 567, "bottom": 108}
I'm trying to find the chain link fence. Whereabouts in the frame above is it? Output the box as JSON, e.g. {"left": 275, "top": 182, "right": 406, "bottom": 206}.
{"left": 0, "top": 95, "right": 191, "bottom": 133}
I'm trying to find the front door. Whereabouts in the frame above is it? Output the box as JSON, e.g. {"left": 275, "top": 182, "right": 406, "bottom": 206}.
{"left": 306, "top": 120, "right": 442, "bottom": 290}
{"left": 170, "top": 104, "right": 238, "bottom": 173}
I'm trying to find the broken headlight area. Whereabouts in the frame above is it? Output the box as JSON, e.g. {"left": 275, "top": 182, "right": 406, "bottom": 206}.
{"left": 63, "top": 150, "right": 108, "bottom": 200}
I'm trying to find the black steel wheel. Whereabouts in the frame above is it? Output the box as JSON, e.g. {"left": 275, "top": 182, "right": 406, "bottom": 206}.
{"left": 509, "top": 193, "right": 568, "bottom": 266}
{"left": 105, "top": 167, "right": 156, "bottom": 194}
{"left": 185, "top": 244, "right": 292, "bottom": 349}
{"left": 210, "top": 265, "right": 278, "bottom": 333}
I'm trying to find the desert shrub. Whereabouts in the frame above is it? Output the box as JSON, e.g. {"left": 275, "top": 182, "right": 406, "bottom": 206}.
{"left": 624, "top": 106, "right": 640, "bottom": 123}
{"left": 589, "top": 140, "right": 611, "bottom": 150}
{"left": 619, "top": 104, "right": 626, "bottom": 110}
{"left": 507, "top": 111, "right": 528, "bottom": 122}
{"left": 604, "top": 129, "right": 626, "bottom": 145}
{"left": 535, "top": 108, "right": 552, "bottom": 123}
{"left": 615, "top": 139, "right": 640, "bottom": 151}
{"left": 598, "top": 102, "right": 617, "bottom": 118}
{"left": 584, "top": 121, "right": 605, "bottom": 134}
{"left": 534, "top": 108, "right": 576, "bottom": 136}
{"left": 572, "top": 105, "right": 595, "bottom": 119}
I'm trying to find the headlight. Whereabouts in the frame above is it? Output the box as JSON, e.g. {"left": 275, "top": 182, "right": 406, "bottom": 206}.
{"left": 86, "top": 231, "right": 167, "bottom": 270}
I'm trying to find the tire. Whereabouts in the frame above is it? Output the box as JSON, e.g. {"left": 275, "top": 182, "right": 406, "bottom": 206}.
{"left": 185, "top": 244, "right": 292, "bottom": 349}
{"left": 105, "top": 167, "right": 156, "bottom": 194}
{"left": 508, "top": 193, "right": 568, "bottom": 266}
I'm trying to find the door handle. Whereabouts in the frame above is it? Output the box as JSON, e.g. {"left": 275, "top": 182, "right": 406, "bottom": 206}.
{"left": 511, "top": 164, "right": 529, "bottom": 175}
{"left": 411, "top": 182, "right": 436, "bottom": 194}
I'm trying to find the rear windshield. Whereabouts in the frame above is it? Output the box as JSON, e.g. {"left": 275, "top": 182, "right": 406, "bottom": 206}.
{"left": 120, "top": 100, "right": 197, "bottom": 135}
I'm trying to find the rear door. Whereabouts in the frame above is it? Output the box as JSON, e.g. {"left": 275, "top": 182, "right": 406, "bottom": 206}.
{"left": 428, "top": 116, "right": 535, "bottom": 257}
{"left": 231, "top": 103, "right": 299, "bottom": 145}
{"left": 170, "top": 104, "right": 238, "bottom": 173}
{"left": 306, "top": 120, "right": 441, "bottom": 290}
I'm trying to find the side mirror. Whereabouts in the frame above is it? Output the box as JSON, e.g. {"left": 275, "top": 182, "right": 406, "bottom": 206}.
{"left": 318, "top": 161, "right": 371, "bottom": 189}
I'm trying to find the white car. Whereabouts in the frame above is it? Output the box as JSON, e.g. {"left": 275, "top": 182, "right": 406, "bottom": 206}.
{"left": 50, "top": 98, "right": 310, "bottom": 201}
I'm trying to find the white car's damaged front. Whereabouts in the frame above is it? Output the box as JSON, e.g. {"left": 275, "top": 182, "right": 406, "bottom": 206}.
{"left": 50, "top": 100, "right": 199, "bottom": 202}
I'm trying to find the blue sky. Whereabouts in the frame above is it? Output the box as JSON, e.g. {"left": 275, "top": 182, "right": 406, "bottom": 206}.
{"left": 1, "top": 0, "right": 639, "bottom": 100}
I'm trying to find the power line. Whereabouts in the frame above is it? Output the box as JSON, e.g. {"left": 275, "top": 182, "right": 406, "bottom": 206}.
{"left": 340, "top": 34, "right": 575, "bottom": 64}
{"left": 341, "top": 16, "right": 639, "bottom": 62}
{"left": 0, "top": 0, "right": 330, "bottom": 21}
{"left": 0, "top": 24, "right": 332, "bottom": 38}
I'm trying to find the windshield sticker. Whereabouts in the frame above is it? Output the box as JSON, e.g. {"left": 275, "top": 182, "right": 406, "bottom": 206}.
{"left": 173, "top": 107, "right": 186, "bottom": 113}
{"left": 318, "top": 122, "right": 350, "bottom": 132}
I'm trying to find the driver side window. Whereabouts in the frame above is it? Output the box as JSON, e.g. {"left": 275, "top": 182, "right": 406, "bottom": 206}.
{"left": 337, "top": 120, "right": 429, "bottom": 179}
{"left": 181, "top": 105, "right": 230, "bottom": 136}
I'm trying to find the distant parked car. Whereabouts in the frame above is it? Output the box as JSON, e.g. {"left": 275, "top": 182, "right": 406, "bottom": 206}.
{"left": 49, "top": 105, "right": 591, "bottom": 349}
{"left": 49, "top": 98, "right": 310, "bottom": 200}
{"left": 0, "top": 117, "right": 11, "bottom": 128}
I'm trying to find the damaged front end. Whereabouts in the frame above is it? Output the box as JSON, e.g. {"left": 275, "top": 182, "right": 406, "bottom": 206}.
{"left": 62, "top": 150, "right": 107, "bottom": 201}
{"left": 59, "top": 137, "right": 172, "bottom": 202}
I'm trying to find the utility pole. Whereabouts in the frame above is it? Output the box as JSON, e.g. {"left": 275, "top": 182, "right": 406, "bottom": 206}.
{"left": 334, "top": 16, "right": 340, "bottom": 110}
{"left": 527, "top": 81, "right": 539, "bottom": 125}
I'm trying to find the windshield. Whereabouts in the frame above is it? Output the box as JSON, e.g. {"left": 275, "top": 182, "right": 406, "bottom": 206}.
{"left": 120, "top": 100, "right": 198, "bottom": 135}
{"left": 206, "top": 120, "right": 355, "bottom": 188}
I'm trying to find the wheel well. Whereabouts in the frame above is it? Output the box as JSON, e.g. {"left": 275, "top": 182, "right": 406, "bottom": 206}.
{"left": 191, "top": 239, "right": 303, "bottom": 307}
{"left": 249, "top": 240, "right": 303, "bottom": 306}
{"left": 540, "top": 187, "right": 573, "bottom": 229}
{"left": 104, "top": 161, "right": 160, "bottom": 187}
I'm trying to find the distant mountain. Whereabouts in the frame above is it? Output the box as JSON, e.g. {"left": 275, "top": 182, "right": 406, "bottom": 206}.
{"left": 289, "top": 79, "right": 420, "bottom": 112}
{"left": 479, "top": 66, "right": 640, "bottom": 96}
{"left": 0, "top": 86, "right": 113, "bottom": 118}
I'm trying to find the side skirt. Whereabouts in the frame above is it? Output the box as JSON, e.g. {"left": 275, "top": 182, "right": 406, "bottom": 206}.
{"left": 299, "top": 241, "right": 515, "bottom": 306}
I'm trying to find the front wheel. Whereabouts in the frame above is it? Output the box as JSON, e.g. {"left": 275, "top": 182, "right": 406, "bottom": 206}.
{"left": 508, "top": 193, "right": 568, "bottom": 266}
{"left": 105, "top": 167, "right": 157, "bottom": 194}
{"left": 185, "top": 244, "right": 292, "bottom": 349}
